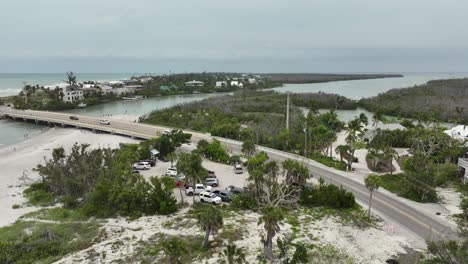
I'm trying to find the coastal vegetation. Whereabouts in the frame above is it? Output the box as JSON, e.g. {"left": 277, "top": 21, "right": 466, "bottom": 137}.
{"left": 360, "top": 78, "right": 468, "bottom": 123}
{"left": 142, "top": 90, "right": 353, "bottom": 170}
{"left": 265, "top": 73, "right": 403, "bottom": 83}
{"left": 369, "top": 124, "right": 467, "bottom": 203}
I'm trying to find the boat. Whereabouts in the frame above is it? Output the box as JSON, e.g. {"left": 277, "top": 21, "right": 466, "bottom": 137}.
{"left": 122, "top": 96, "right": 143, "bottom": 100}
{"left": 77, "top": 102, "right": 87, "bottom": 108}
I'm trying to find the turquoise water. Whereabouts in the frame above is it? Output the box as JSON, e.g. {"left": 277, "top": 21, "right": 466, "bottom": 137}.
{"left": 2, "top": 72, "right": 467, "bottom": 145}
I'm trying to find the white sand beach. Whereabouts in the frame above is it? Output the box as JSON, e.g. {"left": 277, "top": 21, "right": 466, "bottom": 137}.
{"left": 0, "top": 127, "right": 139, "bottom": 227}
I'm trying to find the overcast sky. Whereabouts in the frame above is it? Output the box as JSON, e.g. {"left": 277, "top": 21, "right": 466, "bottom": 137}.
{"left": 1, "top": 0, "right": 468, "bottom": 73}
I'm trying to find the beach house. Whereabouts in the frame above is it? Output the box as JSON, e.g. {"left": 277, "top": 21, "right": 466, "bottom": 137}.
{"left": 185, "top": 80, "right": 204, "bottom": 87}
{"left": 61, "top": 87, "right": 84, "bottom": 103}
{"left": 215, "top": 81, "right": 227, "bottom": 87}
{"left": 230, "top": 80, "right": 243, "bottom": 87}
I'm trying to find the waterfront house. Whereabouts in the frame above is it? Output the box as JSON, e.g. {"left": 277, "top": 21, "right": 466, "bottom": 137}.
{"left": 248, "top": 78, "right": 257, "bottom": 84}
{"left": 230, "top": 80, "right": 244, "bottom": 87}
{"left": 215, "top": 81, "right": 227, "bottom": 87}
{"left": 185, "top": 80, "right": 204, "bottom": 87}
{"left": 82, "top": 87, "right": 101, "bottom": 96}
{"left": 62, "top": 87, "right": 84, "bottom": 103}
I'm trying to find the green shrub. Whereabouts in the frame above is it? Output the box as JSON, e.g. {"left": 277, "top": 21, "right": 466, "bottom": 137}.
{"left": 0, "top": 221, "right": 99, "bottom": 264}
{"left": 300, "top": 182, "right": 356, "bottom": 209}
{"left": 231, "top": 193, "right": 257, "bottom": 210}
{"left": 23, "top": 183, "right": 54, "bottom": 206}
{"left": 11, "top": 204, "right": 20, "bottom": 209}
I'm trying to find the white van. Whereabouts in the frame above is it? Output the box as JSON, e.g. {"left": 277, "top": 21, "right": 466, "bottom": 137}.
{"left": 133, "top": 161, "right": 151, "bottom": 170}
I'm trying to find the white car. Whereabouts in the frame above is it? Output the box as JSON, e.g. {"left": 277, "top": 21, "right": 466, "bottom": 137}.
{"left": 199, "top": 191, "right": 222, "bottom": 205}
{"left": 166, "top": 167, "right": 177, "bottom": 177}
{"left": 99, "top": 119, "right": 110, "bottom": 125}
{"left": 234, "top": 164, "right": 243, "bottom": 174}
{"left": 133, "top": 161, "right": 151, "bottom": 170}
{"left": 185, "top": 184, "right": 206, "bottom": 196}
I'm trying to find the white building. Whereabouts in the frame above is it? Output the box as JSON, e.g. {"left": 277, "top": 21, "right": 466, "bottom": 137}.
{"left": 185, "top": 80, "right": 204, "bottom": 87}
{"left": 215, "top": 81, "right": 227, "bottom": 87}
{"left": 62, "top": 87, "right": 83, "bottom": 103}
{"left": 230, "top": 81, "right": 243, "bottom": 87}
{"left": 248, "top": 78, "right": 257, "bottom": 84}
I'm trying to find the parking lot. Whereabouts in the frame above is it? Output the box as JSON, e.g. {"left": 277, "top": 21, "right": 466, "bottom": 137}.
{"left": 137, "top": 148, "right": 249, "bottom": 204}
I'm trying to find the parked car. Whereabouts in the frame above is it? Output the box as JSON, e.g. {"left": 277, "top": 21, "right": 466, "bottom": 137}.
{"left": 133, "top": 161, "right": 151, "bottom": 170}
{"left": 166, "top": 167, "right": 177, "bottom": 177}
{"left": 185, "top": 184, "right": 206, "bottom": 196}
{"left": 99, "top": 119, "right": 110, "bottom": 125}
{"left": 131, "top": 170, "right": 140, "bottom": 174}
{"left": 226, "top": 185, "right": 246, "bottom": 195}
{"left": 207, "top": 170, "right": 217, "bottom": 178}
{"left": 212, "top": 189, "right": 232, "bottom": 202}
{"left": 199, "top": 191, "right": 222, "bottom": 205}
{"left": 158, "top": 155, "right": 169, "bottom": 162}
{"left": 204, "top": 177, "right": 219, "bottom": 187}
{"left": 234, "top": 164, "right": 243, "bottom": 174}
{"left": 176, "top": 174, "right": 186, "bottom": 182}
{"left": 69, "top": 115, "right": 79, "bottom": 120}
{"left": 142, "top": 159, "right": 156, "bottom": 167}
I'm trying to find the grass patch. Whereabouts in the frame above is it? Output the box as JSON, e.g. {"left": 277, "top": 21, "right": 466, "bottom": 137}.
{"left": 0, "top": 220, "right": 100, "bottom": 264}
{"left": 23, "top": 182, "right": 55, "bottom": 207}
{"left": 218, "top": 223, "right": 245, "bottom": 242}
{"left": 21, "top": 207, "right": 90, "bottom": 222}
{"left": 309, "top": 153, "right": 347, "bottom": 171}
{"left": 379, "top": 173, "right": 434, "bottom": 203}
{"left": 135, "top": 234, "right": 214, "bottom": 263}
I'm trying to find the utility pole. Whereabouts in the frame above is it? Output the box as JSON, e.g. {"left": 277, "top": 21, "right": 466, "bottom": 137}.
{"left": 23, "top": 81, "right": 28, "bottom": 105}
{"left": 286, "top": 93, "right": 290, "bottom": 130}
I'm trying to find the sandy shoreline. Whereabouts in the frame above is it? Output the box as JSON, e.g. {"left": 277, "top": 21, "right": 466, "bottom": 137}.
{"left": 0, "top": 127, "right": 139, "bottom": 227}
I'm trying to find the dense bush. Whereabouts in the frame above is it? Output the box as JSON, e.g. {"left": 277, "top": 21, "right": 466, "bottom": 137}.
{"left": 300, "top": 181, "right": 356, "bottom": 209}
{"left": 0, "top": 221, "right": 99, "bottom": 264}
{"left": 31, "top": 144, "right": 178, "bottom": 218}
{"left": 230, "top": 193, "right": 257, "bottom": 210}
{"left": 23, "top": 182, "right": 55, "bottom": 206}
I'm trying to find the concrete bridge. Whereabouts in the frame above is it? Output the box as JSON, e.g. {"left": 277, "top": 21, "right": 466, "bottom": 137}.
{"left": 1, "top": 108, "right": 459, "bottom": 242}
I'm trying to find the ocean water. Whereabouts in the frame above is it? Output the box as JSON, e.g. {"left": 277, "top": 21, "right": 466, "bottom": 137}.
{"left": 1, "top": 72, "right": 468, "bottom": 146}
{"left": 272, "top": 72, "right": 468, "bottom": 99}
{"left": 0, "top": 73, "right": 135, "bottom": 97}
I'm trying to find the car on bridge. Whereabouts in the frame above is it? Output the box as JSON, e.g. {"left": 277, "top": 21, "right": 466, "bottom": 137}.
{"left": 99, "top": 119, "right": 110, "bottom": 125}
{"left": 69, "top": 115, "right": 79, "bottom": 120}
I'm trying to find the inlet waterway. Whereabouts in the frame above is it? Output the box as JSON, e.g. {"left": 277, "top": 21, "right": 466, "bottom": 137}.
{"left": 1, "top": 72, "right": 468, "bottom": 145}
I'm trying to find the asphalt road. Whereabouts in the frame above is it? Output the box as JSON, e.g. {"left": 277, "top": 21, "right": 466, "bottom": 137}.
{"left": 1, "top": 108, "right": 459, "bottom": 241}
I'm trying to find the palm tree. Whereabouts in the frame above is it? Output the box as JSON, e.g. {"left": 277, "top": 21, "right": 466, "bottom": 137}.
{"left": 372, "top": 111, "right": 387, "bottom": 138}
{"left": 241, "top": 140, "right": 256, "bottom": 158}
{"left": 220, "top": 243, "right": 247, "bottom": 264}
{"left": 167, "top": 152, "right": 178, "bottom": 167}
{"left": 258, "top": 205, "right": 284, "bottom": 262}
{"left": 64, "top": 71, "right": 77, "bottom": 88}
{"left": 177, "top": 152, "right": 204, "bottom": 203}
{"left": 196, "top": 205, "right": 223, "bottom": 247}
{"left": 382, "top": 146, "right": 399, "bottom": 175}
{"left": 160, "top": 237, "right": 189, "bottom": 264}
{"left": 365, "top": 174, "right": 382, "bottom": 219}
{"left": 335, "top": 145, "right": 350, "bottom": 163}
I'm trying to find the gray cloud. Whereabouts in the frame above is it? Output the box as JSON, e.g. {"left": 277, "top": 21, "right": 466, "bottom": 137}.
{"left": 1, "top": 0, "right": 467, "bottom": 72}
